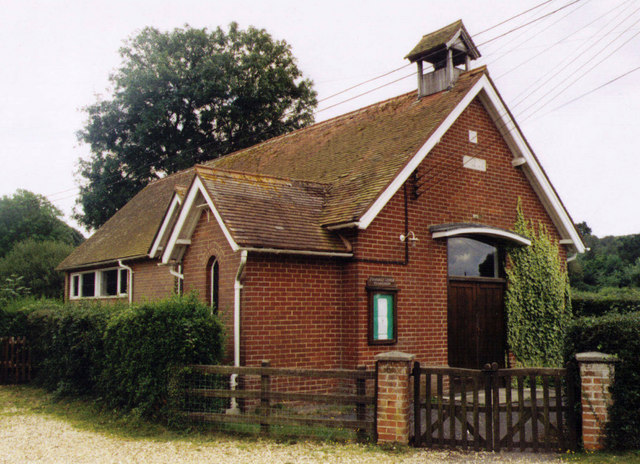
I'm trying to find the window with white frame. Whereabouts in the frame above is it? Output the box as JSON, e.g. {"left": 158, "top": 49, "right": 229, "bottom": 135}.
{"left": 70, "top": 267, "right": 129, "bottom": 299}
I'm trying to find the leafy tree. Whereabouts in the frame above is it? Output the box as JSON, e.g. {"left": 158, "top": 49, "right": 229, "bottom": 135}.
{"left": 0, "top": 190, "right": 84, "bottom": 258}
{"left": 76, "top": 23, "right": 317, "bottom": 230}
{"left": 505, "top": 202, "right": 572, "bottom": 367}
{"left": 0, "top": 239, "right": 75, "bottom": 299}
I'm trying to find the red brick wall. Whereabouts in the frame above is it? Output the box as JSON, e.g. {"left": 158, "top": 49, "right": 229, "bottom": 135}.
{"left": 131, "top": 259, "right": 175, "bottom": 303}
{"left": 240, "top": 254, "right": 345, "bottom": 371}
{"left": 182, "top": 209, "right": 241, "bottom": 363}
{"left": 347, "top": 97, "right": 569, "bottom": 368}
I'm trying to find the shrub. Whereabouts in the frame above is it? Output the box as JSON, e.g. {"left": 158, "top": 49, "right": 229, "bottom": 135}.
{"left": 0, "top": 296, "right": 61, "bottom": 337}
{"left": 571, "top": 287, "right": 640, "bottom": 317}
{"left": 565, "top": 312, "right": 640, "bottom": 449}
{"left": 99, "top": 294, "right": 224, "bottom": 419}
{"left": 27, "top": 300, "right": 118, "bottom": 395}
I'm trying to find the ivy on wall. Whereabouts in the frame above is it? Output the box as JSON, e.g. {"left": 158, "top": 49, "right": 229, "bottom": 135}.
{"left": 505, "top": 201, "right": 572, "bottom": 367}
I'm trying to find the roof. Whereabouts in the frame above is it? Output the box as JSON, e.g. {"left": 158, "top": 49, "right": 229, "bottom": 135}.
{"left": 207, "top": 68, "right": 486, "bottom": 227}
{"left": 405, "top": 20, "right": 480, "bottom": 64}
{"left": 60, "top": 60, "right": 586, "bottom": 270}
{"left": 197, "top": 167, "right": 348, "bottom": 253}
{"left": 57, "top": 169, "right": 195, "bottom": 270}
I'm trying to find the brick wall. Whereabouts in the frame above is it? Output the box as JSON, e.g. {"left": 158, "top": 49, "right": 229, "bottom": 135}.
{"left": 182, "top": 209, "right": 242, "bottom": 363}
{"left": 347, "top": 97, "right": 568, "bottom": 368}
{"left": 132, "top": 259, "right": 175, "bottom": 303}
{"left": 240, "top": 253, "right": 345, "bottom": 373}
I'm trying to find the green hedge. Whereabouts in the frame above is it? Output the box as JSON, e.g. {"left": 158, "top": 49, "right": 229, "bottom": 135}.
{"left": 100, "top": 295, "right": 224, "bottom": 418}
{"left": 1, "top": 294, "right": 224, "bottom": 420}
{"left": 571, "top": 288, "right": 640, "bottom": 317}
{"left": 565, "top": 312, "right": 640, "bottom": 449}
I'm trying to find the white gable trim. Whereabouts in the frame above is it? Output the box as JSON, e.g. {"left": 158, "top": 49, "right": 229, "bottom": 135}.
{"left": 161, "top": 176, "right": 239, "bottom": 264}
{"left": 358, "top": 77, "right": 485, "bottom": 230}
{"left": 357, "top": 74, "right": 585, "bottom": 253}
{"left": 149, "top": 193, "right": 182, "bottom": 259}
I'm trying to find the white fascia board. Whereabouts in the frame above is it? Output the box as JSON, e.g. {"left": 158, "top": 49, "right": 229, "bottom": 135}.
{"left": 357, "top": 73, "right": 585, "bottom": 254}
{"left": 358, "top": 76, "right": 486, "bottom": 230}
{"left": 162, "top": 176, "right": 240, "bottom": 264}
{"left": 476, "top": 79, "right": 586, "bottom": 253}
{"left": 149, "top": 194, "right": 182, "bottom": 259}
{"left": 242, "top": 247, "right": 353, "bottom": 258}
{"left": 431, "top": 227, "right": 531, "bottom": 247}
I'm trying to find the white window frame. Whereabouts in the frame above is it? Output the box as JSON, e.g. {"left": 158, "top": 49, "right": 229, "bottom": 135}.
{"left": 70, "top": 267, "right": 129, "bottom": 299}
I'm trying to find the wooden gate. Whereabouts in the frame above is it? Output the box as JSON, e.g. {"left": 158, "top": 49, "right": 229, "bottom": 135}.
{"left": 411, "top": 362, "right": 577, "bottom": 452}
{"left": 0, "top": 337, "right": 31, "bottom": 384}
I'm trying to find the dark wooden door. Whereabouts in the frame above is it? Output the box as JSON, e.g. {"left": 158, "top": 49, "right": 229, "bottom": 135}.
{"left": 447, "top": 279, "right": 506, "bottom": 369}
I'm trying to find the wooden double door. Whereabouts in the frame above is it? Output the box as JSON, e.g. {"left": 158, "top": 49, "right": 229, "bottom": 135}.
{"left": 447, "top": 278, "right": 506, "bottom": 369}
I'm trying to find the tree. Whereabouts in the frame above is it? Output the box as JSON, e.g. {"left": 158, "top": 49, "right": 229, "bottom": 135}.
{"left": 0, "top": 239, "right": 75, "bottom": 299}
{"left": 505, "top": 202, "right": 572, "bottom": 367}
{"left": 76, "top": 23, "right": 317, "bottom": 230}
{"left": 0, "top": 190, "right": 84, "bottom": 258}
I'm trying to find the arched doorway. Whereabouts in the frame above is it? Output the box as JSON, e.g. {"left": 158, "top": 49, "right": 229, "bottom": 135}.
{"left": 447, "top": 237, "right": 506, "bottom": 369}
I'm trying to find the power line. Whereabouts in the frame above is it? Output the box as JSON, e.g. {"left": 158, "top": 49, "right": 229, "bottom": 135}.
{"left": 518, "top": 13, "right": 640, "bottom": 120}
{"left": 546, "top": 64, "right": 640, "bottom": 114}
{"left": 510, "top": 1, "right": 640, "bottom": 109}
{"left": 317, "top": 64, "right": 411, "bottom": 103}
{"left": 474, "top": 0, "right": 557, "bottom": 36}
{"left": 477, "top": 0, "right": 583, "bottom": 47}
{"left": 494, "top": 0, "right": 634, "bottom": 80}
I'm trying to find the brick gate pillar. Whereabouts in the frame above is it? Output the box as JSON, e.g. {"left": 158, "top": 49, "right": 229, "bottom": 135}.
{"left": 576, "top": 352, "right": 618, "bottom": 451}
{"left": 375, "top": 351, "right": 415, "bottom": 444}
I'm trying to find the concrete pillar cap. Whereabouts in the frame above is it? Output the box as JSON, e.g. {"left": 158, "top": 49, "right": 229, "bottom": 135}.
{"left": 576, "top": 352, "right": 619, "bottom": 363}
{"left": 374, "top": 351, "right": 415, "bottom": 362}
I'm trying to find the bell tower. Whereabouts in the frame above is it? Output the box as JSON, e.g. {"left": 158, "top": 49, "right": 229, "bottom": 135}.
{"left": 405, "top": 20, "right": 480, "bottom": 97}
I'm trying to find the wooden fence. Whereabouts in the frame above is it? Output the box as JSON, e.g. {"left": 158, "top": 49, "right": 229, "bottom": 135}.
{"left": 412, "top": 362, "right": 578, "bottom": 452}
{"left": 176, "top": 361, "right": 376, "bottom": 440}
{"left": 0, "top": 336, "right": 31, "bottom": 384}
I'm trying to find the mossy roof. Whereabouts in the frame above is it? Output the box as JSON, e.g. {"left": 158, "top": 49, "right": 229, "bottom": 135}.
{"left": 57, "top": 169, "right": 195, "bottom": 270}
{"left": 60, "top": 67, "right": 486, "bottom": 268}
{"left": 404, "top": 20, "right": 479, "bottom": 63}
{"left": 197, "top": 167, "right": 348, "bottom": 253}
{"left": 207, "top": 67, "right": 486, "bottom": 227}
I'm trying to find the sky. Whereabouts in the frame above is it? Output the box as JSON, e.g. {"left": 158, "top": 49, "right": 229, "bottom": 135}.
{"left": 1, "top": 0, "right": 639, "bottom": 238}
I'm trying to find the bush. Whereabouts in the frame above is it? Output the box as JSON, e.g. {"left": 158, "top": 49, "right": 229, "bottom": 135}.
{"left": 27, "top": 301, "right": 119, "bottom": 395}
{"left": 99, "top": 294, "right": 224, "bottom": 419}
{"left": 571, "top": 287, "right": 640, "bottom": 317}
{"left": 565, "top": 312, "right": 640, "bottom": 449}
{"left": 0, "top": 296, "right": 61, "bottom": 337}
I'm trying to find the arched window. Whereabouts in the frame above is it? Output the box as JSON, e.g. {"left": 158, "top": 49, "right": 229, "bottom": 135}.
{"left": 206, "top": 257, "right": 219, "bottom": 312}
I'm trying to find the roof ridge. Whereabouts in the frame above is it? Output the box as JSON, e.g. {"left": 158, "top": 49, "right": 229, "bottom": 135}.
{"left": 195, "top": 165, "right": 332, "bottom": 188}
{"left": 147, "top": 166, "right": 195, "bottom": 186}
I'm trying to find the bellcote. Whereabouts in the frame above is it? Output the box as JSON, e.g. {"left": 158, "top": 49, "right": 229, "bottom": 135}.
{"left": 405, "top": 20, "right": 480, "bottom": 97}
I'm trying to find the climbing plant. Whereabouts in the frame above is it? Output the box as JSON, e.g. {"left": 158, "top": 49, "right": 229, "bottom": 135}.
{"left": 505, "top": 201, "right": 572, "bottom": 367}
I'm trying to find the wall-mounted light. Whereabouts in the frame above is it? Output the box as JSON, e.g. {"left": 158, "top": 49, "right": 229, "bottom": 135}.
{"left": 399, "top": 231, "right": 419, "bottom": 247}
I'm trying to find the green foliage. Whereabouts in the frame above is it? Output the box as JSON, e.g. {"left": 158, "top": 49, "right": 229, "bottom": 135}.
{"left": 99, "top": 294, "right": 223, "bottom": 419}
{"left": 0, "top": 274, "right": 31, "bottom": 307}
{"left": 76, "top": 23, "right": 317, "bottom": 230}
{"left": 505, "top": 202, "right": 571, "bottom": 367}
{"left": 0, "top": 239, "right": 75, "bottom": 299}
{"left": 569, "top": 222, "right": 640, "bottom": 290}
{"left": 0, "top": 190, "right": 83, "bottom": 258}
{"left": 571, "top": 287, "right": 640, "bottom": 317}
{"left": 26, "top": 300, "right": 117, "bottom": 395}
{"left": 565, "top": 312, "right": 640, "bottom": 449}
{"left": 1, "top": 295, "right": 223, "bottom": 421}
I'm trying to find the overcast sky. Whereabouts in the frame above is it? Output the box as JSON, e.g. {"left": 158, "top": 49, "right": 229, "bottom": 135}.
{"left": 1, "top": 0, "right": 638, "bottom": 238}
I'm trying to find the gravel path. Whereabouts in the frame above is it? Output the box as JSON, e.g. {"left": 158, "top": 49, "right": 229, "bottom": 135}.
{"left": 0, "top": 413, "right": 567, "bottom": 464}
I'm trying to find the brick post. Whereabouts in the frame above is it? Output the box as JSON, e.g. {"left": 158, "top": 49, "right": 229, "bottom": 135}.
{"left": 576, "top": 352, "right": 618, "bottom": 451}
{"left": 375, "top": 351, "right": 415, "bottom": 444}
